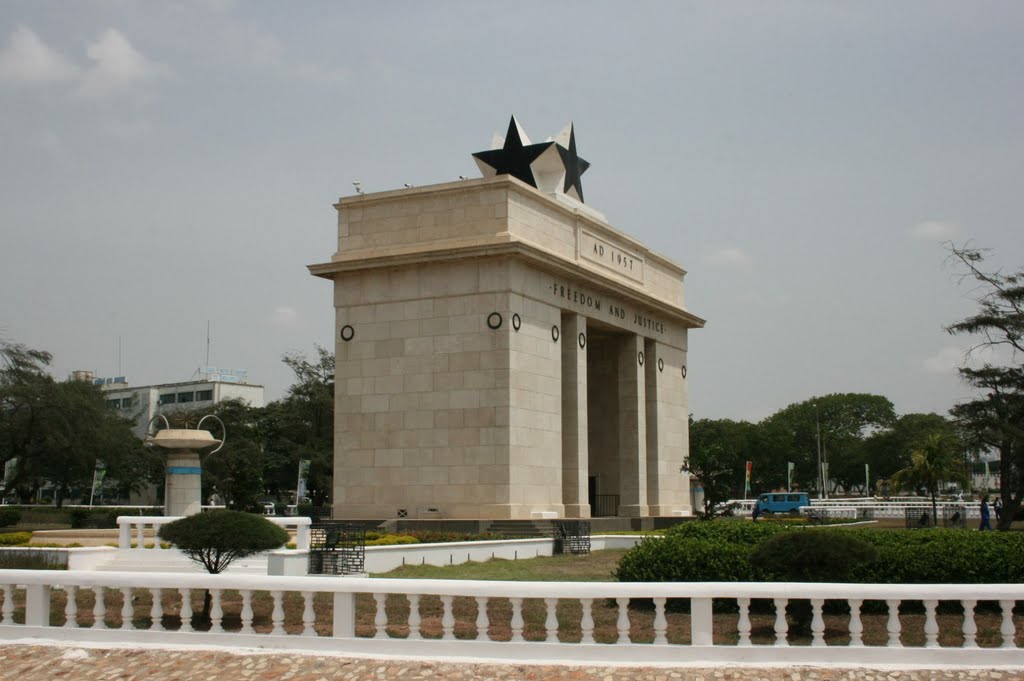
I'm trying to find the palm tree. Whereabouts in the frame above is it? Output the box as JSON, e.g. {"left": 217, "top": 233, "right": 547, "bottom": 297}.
{"left": 890, "top": 433, "right": 968, "bottom": 527}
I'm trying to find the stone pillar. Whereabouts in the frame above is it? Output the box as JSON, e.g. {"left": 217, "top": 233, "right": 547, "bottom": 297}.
{"left": 561, "top": 313, "right": 589, "bottom": 518}
{"left": 646, "top": 338, "right": 690, "bottom": 516}
{"left": 617, "top": 334, "right": 648, "bottom": 517}
{"left": 165, "top": 449, "right": 202, "bottom": 516}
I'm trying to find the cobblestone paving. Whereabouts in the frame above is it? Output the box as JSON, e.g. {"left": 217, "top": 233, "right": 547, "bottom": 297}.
{"left": 0, "top": 645, "right": 1021, "bottom": 681}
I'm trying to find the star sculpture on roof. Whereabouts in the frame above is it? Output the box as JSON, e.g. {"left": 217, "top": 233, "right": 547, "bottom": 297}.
{"left": 472, "top": 115, "right": 590, "bottom": 204}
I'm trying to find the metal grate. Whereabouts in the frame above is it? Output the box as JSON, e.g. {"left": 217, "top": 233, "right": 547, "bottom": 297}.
{"left": 592, "top": 495, "right": 620, "bottom": 518}
{"left": 942, "top": 504, "right": 967, "bottom": 529}
{"left": 904, "top": 507, "right": 936, "bottom": 529}
{"left": 308, "top": 522, "right": 366, "bottom": 575}
{"left": 552, "top": 520, "right": 591, "bottom": 555}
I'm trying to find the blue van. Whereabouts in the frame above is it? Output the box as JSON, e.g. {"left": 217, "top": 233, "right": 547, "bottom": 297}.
{"left": 754, "top": 492, "right": 810, "bottom": 515}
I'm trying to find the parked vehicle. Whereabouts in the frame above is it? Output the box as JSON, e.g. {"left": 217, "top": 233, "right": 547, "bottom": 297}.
{"left": 754, "top": 492, "right": 810, "bottom": 515}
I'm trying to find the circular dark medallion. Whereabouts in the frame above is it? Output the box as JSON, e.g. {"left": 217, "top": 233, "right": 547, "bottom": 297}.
{"left": 512, "top": 313, "right": 521, "bottom": 331}
{"left": 578, "top": 332, "right": 586, "bottom": 349}
{"left": 638, "top": 351, "right": 645, "bottom": 366}
{"left": 681, "top": 364, "right": 688, "bottom": 378}
{"left": 487, "top": 312, "right": 502, "bottom": 330}
{"left": 658, "top": 358, "right": 664, "bottom": 372}
{"left": 340, "top": 325, "right": 354, "bottom": 342}
{"left": 551, "top": 325, "right": 560, "bottom": 342}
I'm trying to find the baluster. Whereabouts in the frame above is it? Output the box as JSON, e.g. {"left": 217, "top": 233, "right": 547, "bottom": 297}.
{"left": 773, "top": 598, "right": 789, "bottom": 646}
{"left": 120, "top": 587, "right": 134, "bottom": 630}
{"left": 150, "top": 588, "right": 164, "bottom": 631}
{"left": 179, "top": 588, "right": 193, "bottom": 632}
{"left": 239, "top": 590, "right": 254, "bottom": 634}
{"left": 1, "top": 585, "right": 14, "bottom": 625}
{"left": 847, "top": 599, "right": 863, "bottom": 647}
{"left": 209, "top": 589, "right": 223, "bottom": 633}
{"left": 135, "top": 521, "right": 145, "bottom": 550}
{"left": 810, "top": 599, "right": 825, "bottom": 647}
{"left": 271, "top": 590, "right": 285, "bottom": 635}
{"left": 580, "top": 598, "right": 595, "bottom": 644}
{"left": 615, "top": 597, "right": 630, "bottom": 644}
{"left": 736, "top": 597, "right": 751, "bottom": 647}
{"left": 372, "top": 593, "right": 387, "bottom": 639}
{"left": 408, "top": 595, "right": 422, "bottom": 640}
{"left": 64, "top": 586, "right": 78, "bottom": 628}
{"left": 472, "top": 596, "right": 486, "bottom": 642}
{"left": 1000, "top": 599, "right": 1016, "bottom": 649}
{"left": 923, "top": 599, "right": 939, "bottom": 648}
{"left": 301, "top": 591, "right": 316, "bottom": 637}
{"left": 510, "top": 598, "right": 524, "bottom": 642}
{"left": 441, "top": 595, "right": 455, "bottom": 640}
{"left": 961, "top": 599, "right": 977, "bottom": 648}
{"left": 544, "top": 598, "right": 558, "bottom": 643}
{"left": 886, "top": 599, "right": 902, "bottom": 647}
{"left": 92, "top": 587, "right": 107, "bottom": 629}
{"left": 653, "top": 597, "right": 668, "bottom": 645}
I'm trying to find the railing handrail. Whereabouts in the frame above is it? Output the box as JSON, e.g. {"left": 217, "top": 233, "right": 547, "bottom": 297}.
{"left": 3, "top": 567, "right": 1021, "bottom": 601}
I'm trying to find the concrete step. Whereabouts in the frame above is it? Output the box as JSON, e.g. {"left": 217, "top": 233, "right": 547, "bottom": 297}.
{"left": 485, "top": 520, "right": 553, "bottom": 538}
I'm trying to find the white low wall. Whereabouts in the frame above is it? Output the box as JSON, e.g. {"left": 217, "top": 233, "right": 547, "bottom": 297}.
{"left": 269, "top": 535, "right": 647, "bottom": 576}
{"left": 0, "top": 568, "right": 1021, "bottom": 668}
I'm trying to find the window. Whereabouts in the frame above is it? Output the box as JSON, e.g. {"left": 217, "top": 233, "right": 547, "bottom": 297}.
{"left": 195, "top": 389, "right": 213, "bottom": 402}
{"left": 177, "top": 392, "right": 194, "bottom": 403}
{"left": 106, "top": 398, "right": 121, "bottom": 409}
{"left": 158, "top": 393, "right": 176, "bottom": 405}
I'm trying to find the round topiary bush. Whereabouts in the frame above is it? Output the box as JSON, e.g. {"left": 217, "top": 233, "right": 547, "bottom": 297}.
{"left": 750, "top": 530, "right": 877, "bottom": 583}
{"left": 158, "top": 509, "right": 289, "bottom": 575}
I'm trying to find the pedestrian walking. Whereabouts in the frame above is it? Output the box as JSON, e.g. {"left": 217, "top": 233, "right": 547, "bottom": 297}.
{"left": 994, "top": 496, "right": 1003, "bottom": 523}
{"left": 980, "top": 495, "right": 992, "bottom": 531}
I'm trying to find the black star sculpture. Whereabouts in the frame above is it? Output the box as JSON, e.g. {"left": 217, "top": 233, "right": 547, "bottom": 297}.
{"left": 557, "top": 124, "right": 590, "bottom": 203}
{"left": 473, "top": 116, "right": 590, "bottom": 204}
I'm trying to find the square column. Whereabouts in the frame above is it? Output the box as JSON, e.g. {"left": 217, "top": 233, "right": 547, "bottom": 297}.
{"left": 561, "top": 313, "right": 589, "bottom": 517}
{"left": 617, "top": 334, "right": 648, "bottom": 517}
{"left": 645, "top": 339, "right": 690, "bottom": 515}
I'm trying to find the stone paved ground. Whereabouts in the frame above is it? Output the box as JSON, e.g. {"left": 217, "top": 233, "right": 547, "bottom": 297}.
{"left": 0, "top": 645, "right": 1021, "bottom": 681}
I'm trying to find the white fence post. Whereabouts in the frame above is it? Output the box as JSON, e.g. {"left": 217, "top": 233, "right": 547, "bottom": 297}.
{"left": 23, "top": 584, "right": 51, "bottom": 627}
{"left": 333, "top": 591, "right": 356, "bottom": 638}
{"left": 691, "top": 597, "right": 713, "bottom": 646}
{"left": 117, "top": 517, "right": 130, "bottom": 549}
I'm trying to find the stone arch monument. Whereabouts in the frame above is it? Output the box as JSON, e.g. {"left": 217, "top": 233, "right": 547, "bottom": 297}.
{"left": 309, "top": 117, "right": 704, "bottom": 520}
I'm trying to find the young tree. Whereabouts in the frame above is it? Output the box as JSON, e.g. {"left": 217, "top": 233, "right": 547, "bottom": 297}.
{"left": 683, "top": 417, "right": 757, "bottom": 518}
{"left": 890, "top": 433, "right": 968, "bottom": 526}
{"left": 945, "top": 245, "right": 1024, "bottom": 530}
{"left": 158, "top": 510, "right": 289, "bottom": 617}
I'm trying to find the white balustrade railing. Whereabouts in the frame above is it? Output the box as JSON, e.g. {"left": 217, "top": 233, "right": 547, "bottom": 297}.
{"left": 0, "top": 569, "right": 1021, "bottom": 666}
{"left": 116, "top": 516, "right": 311, "bottom": 551}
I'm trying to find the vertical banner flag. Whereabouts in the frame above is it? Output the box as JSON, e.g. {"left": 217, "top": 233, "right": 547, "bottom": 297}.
{"left": 984, "top": 460, "right": 991, "bottom": 490}
{"left": 787, "top": 462, "right": 795, "bottom": 492}
{"left": 89, "top": 461, "right": 106, "bottom": 507}
{"left": 865, "top": 463, "right": 870, "bottom": 495}
{"left": 297, "top": 459, "right": 311, "bottom": 501}
{"left": 744, "top": 461, "right": 753, "bottom": 495}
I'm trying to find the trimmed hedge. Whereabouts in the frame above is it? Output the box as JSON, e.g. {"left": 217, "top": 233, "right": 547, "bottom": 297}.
{"left": 0, "top": 509, "right": 20, "bottom": 527}
{"left": 0, "top": 532, "right": 33, "bottom": 546}
{"left": 615, "top": 520, "right": 1024, "bottom": 585}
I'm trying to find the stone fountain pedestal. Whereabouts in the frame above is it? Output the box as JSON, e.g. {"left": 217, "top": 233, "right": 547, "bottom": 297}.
{"left": 147, "top": 428, "right": 222, "bottom": 517}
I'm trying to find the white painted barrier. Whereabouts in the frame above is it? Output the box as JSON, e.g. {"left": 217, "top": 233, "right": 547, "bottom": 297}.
{"left": 0, "top": 568, "right": 1021, "bottom": 667}
{"left": 116, "top": 516, "right": 311, "bottom": 551}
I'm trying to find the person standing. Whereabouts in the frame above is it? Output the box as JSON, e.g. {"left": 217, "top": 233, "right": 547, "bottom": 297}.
{"left": 994, "top": 496, "right": 1003, "bottom": 524}
{"left": 980, "top": 495, "right": 992, "bottom": 531}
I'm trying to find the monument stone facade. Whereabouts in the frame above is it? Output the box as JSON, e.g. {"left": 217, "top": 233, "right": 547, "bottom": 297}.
{"left": 310, "top": 119, "right": 704, "bottom": 520}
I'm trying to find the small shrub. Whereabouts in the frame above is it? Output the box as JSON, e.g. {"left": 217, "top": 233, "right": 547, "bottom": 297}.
{"left": 0, "top": 532, "right": 33, "bottom": 546}
{"left": 751, "top": 531, "right": 877, "bottom": 582}
{"left": 0, "top": 509, "right": 21, "bottom": 527}
{"left": 366, "top": 534, "right": 420, "bottom": 546}
{"left": 158, "top": 510, "right": 289, "bottom": 575}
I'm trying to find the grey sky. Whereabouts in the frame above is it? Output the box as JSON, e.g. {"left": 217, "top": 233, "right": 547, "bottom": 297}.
{"left": 1, "top": 1, "right": 1021, "bottom": 422}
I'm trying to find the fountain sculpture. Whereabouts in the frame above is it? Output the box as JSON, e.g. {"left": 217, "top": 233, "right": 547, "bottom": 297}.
{"left": 146, "top": 414, "right": 225, "bottom": 516}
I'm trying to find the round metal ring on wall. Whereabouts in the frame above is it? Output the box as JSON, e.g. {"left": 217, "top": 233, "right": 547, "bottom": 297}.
{"left": 578, "top": 332, "right": 586, "bottom": 349}
{"left": 658, "top": 358, "right": 664, "bottom": 372}
{"left": 512, "top": 313, "right": 521, "bottom": 331}
{"left": 638, "top": 351, "right": 645, "bottom": 366}
{"left": 340, "top": 325, "right": 355, "bottom": 342}
{"left": 551, "top": 325, "right": 560, "bottom": 342}
{"left": 681, "top": 364, "right": 688, "bottom": 378}
{"left": 487, "top": 312, "right": 502, "bottom": 330}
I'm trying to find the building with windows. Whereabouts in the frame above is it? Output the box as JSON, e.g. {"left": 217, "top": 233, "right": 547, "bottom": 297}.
{"left": 95, "top": 375, "right": 264, "bottom": 438}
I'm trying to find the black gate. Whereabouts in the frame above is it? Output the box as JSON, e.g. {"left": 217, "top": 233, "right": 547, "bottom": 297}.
{"left": 553, "top": 520, "right": 591, "bottom": 555}
{"left": 308, "top": 522, "right": 367, "bottom": 575}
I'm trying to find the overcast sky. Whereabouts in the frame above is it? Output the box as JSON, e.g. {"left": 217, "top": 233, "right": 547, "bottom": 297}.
{"left": 1, "top": 1, "right": 1022, "bottom": 422}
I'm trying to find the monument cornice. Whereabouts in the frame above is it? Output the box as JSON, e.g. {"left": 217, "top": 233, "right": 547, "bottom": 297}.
{"left": 308, "top": 237, "right": 705, "bottom": 329}
{"left": 333, "top": 175, "right": 689, "bottom": 277}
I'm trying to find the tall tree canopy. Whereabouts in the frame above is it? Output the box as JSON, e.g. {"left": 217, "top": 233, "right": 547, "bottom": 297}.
{"left": 946, "top": 244, "right": 1024, "bottom": 529}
